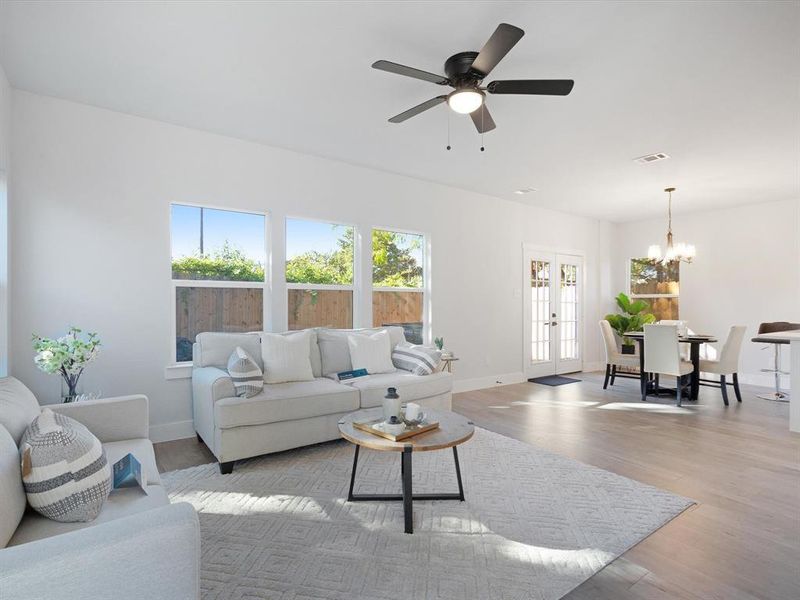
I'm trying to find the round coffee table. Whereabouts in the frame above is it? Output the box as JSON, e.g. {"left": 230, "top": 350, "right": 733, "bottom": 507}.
{"left": 338, "top": 407, "right": 474, "bottom": 534}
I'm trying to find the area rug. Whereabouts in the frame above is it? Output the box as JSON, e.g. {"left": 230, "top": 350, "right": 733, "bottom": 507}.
{"left": 163, "top": 428, "right": 692, "bottom": 600}
{"left": 528, "top": 375, "right": 582, "bottom": 386}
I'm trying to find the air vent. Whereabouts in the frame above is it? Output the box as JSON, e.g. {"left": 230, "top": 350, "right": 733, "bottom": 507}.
{"left": 633, "top": 152, "right": 670, "bottom": 164}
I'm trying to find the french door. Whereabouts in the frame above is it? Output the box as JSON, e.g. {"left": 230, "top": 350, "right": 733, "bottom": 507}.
{"left": 523, "top": 247, "right": 583, "bottom": 378}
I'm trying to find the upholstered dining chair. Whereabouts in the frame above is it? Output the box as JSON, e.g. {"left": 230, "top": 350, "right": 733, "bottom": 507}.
{"left": 599, "top": 320, "right": 640, "bottom": 389}
{"left": 643, "top": 324, "right": 694, "bottom": 406}
{"left": 699, "top": 325, "right": 747, "bottom": 405}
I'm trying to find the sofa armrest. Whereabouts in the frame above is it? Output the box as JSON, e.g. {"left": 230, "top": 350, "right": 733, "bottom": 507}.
{"left": 0, "top": 502, "right": 200, "bottom": 600}
{"left": 192, "top": 366, "right": 236, "bottom": 403}
{"left": 49, "top": 394, "right": 148, "bottom": 442}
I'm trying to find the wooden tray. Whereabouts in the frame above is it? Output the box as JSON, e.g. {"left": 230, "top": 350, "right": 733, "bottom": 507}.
{"left": 353, "top": 418, "right": 440, "bottom": 442}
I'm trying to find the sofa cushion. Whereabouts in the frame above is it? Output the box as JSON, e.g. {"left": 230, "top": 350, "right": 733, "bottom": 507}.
{"left": 215, "top": 378, "right": 359, "bottom": 429}
{"left": 21, "top": 409, "right": 112, "bottom": 523}
{"left": 0, "top": 425, "right": 26, "bottom": 548}
{"left": 7, "top": 484, "right": 169, "bottom": 546}
{"left": 261, "top": 330, "right": 315, "bottom": 384}
{"left": 103, "top": 438, "right": 161, "bottom": 487}
{"left": 347, "top": 371, "right": 453, "bottom": 408}
{"left": 194, "top": 332, "right": 263, "bottom": 370}
{"left": 0, "top": 376, "right": 41, "bottom": 445}
{"left": 348, "top": 330, "right": 395, "bottom": 374}
{"left": 317, "top": 329, "right": 353, "bottom": 376}
{"left": 318, "top": 327, "right": 407, "bottom": 376}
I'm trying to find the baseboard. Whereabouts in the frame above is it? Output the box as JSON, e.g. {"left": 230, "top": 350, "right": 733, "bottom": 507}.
{"left": 582, "top": 361, "right": 604, "bottom": 373}
{"left": 452, "top": 371, "right": 527, "bottom": 394}
{"left": 149, "top": 419, "right": 195, "bottom": 443}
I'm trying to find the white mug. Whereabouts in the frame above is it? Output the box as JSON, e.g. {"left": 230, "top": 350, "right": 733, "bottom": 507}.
{"left": 404, "top": 402, "right": 422, "bottom": 422}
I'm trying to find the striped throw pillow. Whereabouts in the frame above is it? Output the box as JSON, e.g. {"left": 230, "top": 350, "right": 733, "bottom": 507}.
{"left": 391, "top": 343, "right": 442, "bottom": 376}
{"left": 20, "top": 409, "right": 111, "bottom": 523}
{"left": 227, "top": 346, "right": 264, "bottom": 397}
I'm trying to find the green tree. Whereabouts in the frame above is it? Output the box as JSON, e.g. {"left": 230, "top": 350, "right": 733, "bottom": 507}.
{"left": 372, "top": 230, "right": 423, "bottom": 287}
{"left": 285, "top": 227, "right": 354, "bottom": 285}
{"left": 172, "top": 242, "right": 264, "bottom": 281}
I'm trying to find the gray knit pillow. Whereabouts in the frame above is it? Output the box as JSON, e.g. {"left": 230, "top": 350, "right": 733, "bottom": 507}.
{"left": 227, "top": 346, "right": 264, "bottom": 397}
{"left": 391, "top": 343, "right": 442, "bottom": 375}
{"left": 20, "top": 409, "right": 111, "bottom": 523}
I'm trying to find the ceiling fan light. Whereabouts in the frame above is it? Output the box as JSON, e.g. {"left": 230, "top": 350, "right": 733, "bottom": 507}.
{"left": 447, "top": 89, "right": 484, "bottom": 114}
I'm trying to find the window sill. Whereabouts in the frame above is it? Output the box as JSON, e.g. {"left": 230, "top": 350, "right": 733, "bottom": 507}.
{"left": 165, "top": 363, "right": 193, "bottom": 380}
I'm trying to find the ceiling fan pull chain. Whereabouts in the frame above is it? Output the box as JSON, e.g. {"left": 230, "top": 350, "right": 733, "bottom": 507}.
{"left": 446, "top": 110, "right": 451, "bottom": 151}
{"left": 480, "top": 109, "right": 485, "bottom": 151}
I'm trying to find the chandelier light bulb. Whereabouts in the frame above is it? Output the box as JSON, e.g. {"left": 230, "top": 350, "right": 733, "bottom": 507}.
{"left": 447, "top": 89, "right": 484, "bottom": 114}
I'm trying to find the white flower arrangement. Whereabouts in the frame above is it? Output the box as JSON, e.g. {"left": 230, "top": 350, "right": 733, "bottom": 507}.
{"left": 32, "top": 327, "right": 101, "bottom": 402}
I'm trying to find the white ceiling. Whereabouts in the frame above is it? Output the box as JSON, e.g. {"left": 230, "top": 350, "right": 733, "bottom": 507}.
{"left": 1, "top": 1, "right": 798, "bottom": 222}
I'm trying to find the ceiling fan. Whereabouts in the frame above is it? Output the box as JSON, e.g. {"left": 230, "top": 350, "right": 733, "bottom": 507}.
{"left": 372, "top": 23, "right": 574, "bottom": 133}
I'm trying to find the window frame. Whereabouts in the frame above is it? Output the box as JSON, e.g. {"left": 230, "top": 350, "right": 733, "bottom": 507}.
{"left": 284, "top": 215, "right": 359, "bottom": 330}
{"left": 170, "top": 202, "right": 270, "bottom": 365}
{"left": 370, "top": 226, "right": 429, "bottom": 343}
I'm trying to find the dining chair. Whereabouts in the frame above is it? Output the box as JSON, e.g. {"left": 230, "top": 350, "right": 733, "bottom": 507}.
{"left": 698, "top": 325, "right": 746, "bottom": 405}
{"left": 643, "top": 324, "right": 694, "bottom": 406}
{"left": 599, "top": 320, "right": 640, "bottom": 389}
{"left": 658, "top": 320, "right": 693, "bottom": 359}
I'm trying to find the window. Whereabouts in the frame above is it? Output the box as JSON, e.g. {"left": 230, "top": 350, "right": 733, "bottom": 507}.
{"left": 171, "top": 204, "right": 266, "bottom": 362}
{"left": 372, "top": 229, "right": 425, "bottom": 344}
{"left": 629, "top": 258, "right": 679, "bottom": 321}
{"left": 286, "top": 218, "right": 355, "bottom": 329}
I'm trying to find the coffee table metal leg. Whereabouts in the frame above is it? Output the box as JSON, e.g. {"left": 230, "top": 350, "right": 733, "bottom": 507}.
{"left": 453, "top": 446, "right": 465, "bottom": 501}
{"left": 347, "top": 444, "right": 360, "bottom": 501}
{"left": 402, "top": 446, "right": 413, "bottom": 534}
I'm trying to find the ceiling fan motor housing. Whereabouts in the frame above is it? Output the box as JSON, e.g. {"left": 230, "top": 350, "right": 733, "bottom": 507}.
{"left": 444, "top": 51, "right": 483, "bottom": 86}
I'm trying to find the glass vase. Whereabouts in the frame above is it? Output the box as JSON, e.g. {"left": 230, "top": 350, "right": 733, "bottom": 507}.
{"left": 61, "top": 378, "right": 84, "bottom": 403}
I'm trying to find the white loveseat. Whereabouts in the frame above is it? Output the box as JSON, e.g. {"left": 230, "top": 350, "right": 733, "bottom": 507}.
{"left": 0, "top": 376, "right": 200, "bottom": 600}
{"left": 192, "top": 327, "right": 452, "bottom": 473}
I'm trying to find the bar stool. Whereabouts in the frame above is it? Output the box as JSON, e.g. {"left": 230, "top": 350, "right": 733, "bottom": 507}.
{"left": 751, "top": 321, "right": 800, "bottom": 402}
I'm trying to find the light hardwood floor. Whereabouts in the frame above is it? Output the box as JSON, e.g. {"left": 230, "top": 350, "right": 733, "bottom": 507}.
{"left": 154, "top": 373, "right": 800, "bottom": 600}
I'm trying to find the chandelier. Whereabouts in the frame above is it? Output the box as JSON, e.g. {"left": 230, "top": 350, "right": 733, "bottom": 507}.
{"left": 647, "top": 187, "right": 695, "bottom": 264}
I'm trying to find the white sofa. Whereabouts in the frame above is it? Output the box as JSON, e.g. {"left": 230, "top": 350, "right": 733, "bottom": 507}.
{"left": 0, "top": 376, "right": 200, "bottom": 600}
{"left": 192, "top": 327, "right": 453, "bottom": 473}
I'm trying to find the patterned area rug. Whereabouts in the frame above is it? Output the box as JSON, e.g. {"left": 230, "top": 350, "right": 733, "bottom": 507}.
{"left": 164, "top": 428, "right": 692, "bottom": 600}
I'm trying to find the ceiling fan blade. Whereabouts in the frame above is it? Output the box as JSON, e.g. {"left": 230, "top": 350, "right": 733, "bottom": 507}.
{"left": 487, "top": 79, "right": 575, "bottom": 96}
{"left": 470, "top": 23, "right": 525, "bottom": 77}
{"left": 470, "top": 104, "right": 496, "bottom": 133}
{"left": 388, "top": 96, "right": 448, "bottom": 123}
{"left": 372, "top": 60, "right": 449, "bottom": 85}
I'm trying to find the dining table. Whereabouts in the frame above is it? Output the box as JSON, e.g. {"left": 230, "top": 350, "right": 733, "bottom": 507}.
{"left": 623, "top": 331, "right": 718, "bottom": 400}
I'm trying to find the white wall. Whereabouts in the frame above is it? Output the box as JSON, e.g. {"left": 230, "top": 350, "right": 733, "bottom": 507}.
{"left": 9, "top": 91, "right": 609, "bottom": 441}
{"left": 0, "top": 64, "right": 10, "bottom": 376}
{"left": 612, "top": 199, "right": 800, "bottom": 387}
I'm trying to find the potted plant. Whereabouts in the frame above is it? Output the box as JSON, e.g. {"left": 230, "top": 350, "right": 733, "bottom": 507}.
{"left": 604, "top": 293, "right": 656, "bottom": 354}
{"left": 32, "top": 327, "right": 101, "bottom": 402}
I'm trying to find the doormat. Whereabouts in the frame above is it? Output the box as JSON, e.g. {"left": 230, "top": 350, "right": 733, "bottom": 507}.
{"left": 528, "top": 375, "right": 581, "bottom": 386}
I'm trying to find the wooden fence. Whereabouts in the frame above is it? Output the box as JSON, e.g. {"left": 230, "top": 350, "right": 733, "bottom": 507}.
{"left": 176, "top": 287, "right": 423, "bottom": 360}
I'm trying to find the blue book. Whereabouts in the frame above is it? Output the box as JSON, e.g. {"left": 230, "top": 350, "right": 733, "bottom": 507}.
{"left": 112, "top": 453, "right": 146, "bottom": 493}
{"left": 337, "top": 368, "right": 369, "bottom": 381}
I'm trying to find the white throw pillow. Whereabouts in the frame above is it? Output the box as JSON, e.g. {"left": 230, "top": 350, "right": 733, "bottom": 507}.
{"left": 347, "top": 330, "right": 396, "bottom": 375}
{"left": 261, "top": 330, "right": 314, "bottom": 384}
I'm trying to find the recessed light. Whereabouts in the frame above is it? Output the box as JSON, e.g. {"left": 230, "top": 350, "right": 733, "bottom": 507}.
{"left": 514, "top": 187, "right": 538, "bottom": 195}
{"left": 633, "top": 152, "right": 670, "bottom": 164}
